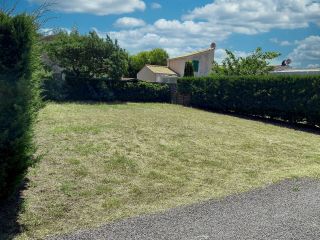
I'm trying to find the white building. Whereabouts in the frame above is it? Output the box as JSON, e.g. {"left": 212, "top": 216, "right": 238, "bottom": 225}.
{"left": 271, "top": 68, "right": 320, "bottom": 75}
{"left": 137, "top": 65, "right": 178, "bottom": 83}
{"left": 137, "top": 43, "right": 216, "bottom": 83}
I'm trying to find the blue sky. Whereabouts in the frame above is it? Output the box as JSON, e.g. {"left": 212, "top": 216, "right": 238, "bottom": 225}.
{"left": 16, "top": 0, "right": 320, "bottom": 68}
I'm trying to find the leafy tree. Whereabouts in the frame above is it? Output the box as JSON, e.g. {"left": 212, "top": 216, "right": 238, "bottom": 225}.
{"left": 0, "top": 12, "right": 42, "bottom": 198}
{"left": 149, "top": 48, "right": 169, "bottom": 66}
{"left": 212, "top": 47, "right": 280, "bottom": 76}
{"left": 184, "top": 61, "right": 194, "bottom": 77}
{"left": 128, "top": 48, "right": 169, "bottom": 78}
{"left": 45, "top": 29, "right": 128, "bottom": 80}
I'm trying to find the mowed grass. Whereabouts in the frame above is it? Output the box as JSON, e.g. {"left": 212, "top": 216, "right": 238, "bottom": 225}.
{"left": 16, "top": 103, "right": 320, "bottom": 239}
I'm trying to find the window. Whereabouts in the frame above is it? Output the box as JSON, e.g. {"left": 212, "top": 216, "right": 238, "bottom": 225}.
{"left": 192, "top": 60, "right": 199, "bottom": 72}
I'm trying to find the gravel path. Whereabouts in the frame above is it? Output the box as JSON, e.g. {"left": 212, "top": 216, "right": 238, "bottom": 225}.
{"left": 51, "top": 178, "right": 320, "bottom": 240}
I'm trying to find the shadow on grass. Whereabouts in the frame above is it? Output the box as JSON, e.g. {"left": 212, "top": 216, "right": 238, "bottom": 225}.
{"left": 47, "top": 100, "right": 129, "bottom": 105}
{"left": 214, "top": 110, "right": 320, "bottom": 136}
{"left": 49, "top": 101, "right": 320, "bottom": 135}
{"left": 0, "top": 181, "right": 28, "bottom": 240}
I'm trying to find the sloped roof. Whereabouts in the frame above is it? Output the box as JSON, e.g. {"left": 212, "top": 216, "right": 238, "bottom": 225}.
{"left": 272, "top": 65, "right": 291, "bottom": 72}
{"left": 169, "top": 48, "right": 214, "bottom": 61}
{"left": 146, "top": 65, "right": 178, "bottom": 75}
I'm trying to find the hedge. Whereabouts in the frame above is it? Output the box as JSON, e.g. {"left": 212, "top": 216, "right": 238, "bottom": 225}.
{"left": 42, "top": 76, "right": 171, "bottom": 103}
{"left": 0, "top": 13, "right": 41, "bottom": 198}
{"left": 110, "top": 80, "right": 171, "bottom": 103}
{"left": 178, "top": 75, "right": 320, "bottom": 126}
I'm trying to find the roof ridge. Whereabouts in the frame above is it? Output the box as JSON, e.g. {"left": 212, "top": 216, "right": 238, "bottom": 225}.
{"left": 169, "top": 48, "right": 214, "bottom": 60}
{"left": 146, "top": 64, "right": 167, "bottom": 67}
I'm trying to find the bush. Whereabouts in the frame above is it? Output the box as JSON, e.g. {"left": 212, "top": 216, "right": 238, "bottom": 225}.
{"left": 41, "top": 75, "right": 67, "bottom": 101}
{"left": 178, "top": 75, "right": 320, "bottom": 126}
{"left": 0, "top": 13, "right": 41, "bottom": 198}
{"left": 112, "top": 81, "right": 171, "bottom": 103}
{"left": 42, "top": 76, "right": 171, "bottom": 103}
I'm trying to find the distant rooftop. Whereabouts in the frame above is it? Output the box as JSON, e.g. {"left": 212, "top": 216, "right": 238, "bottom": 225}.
{"left": 273, "top": 68, "right": 320, "bottom": 73}
{"left": 271, "top": 66, "right": 320, "bottom": 75}
{"left": 146, "top": 65, "right": 178, "bottom": 75}
{"left": 273, "top": 65, "right": 292, "bottom": 72}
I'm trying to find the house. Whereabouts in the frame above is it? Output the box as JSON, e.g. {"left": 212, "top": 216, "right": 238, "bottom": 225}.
{"left": 137, "top": 43, "right": 216, "bottom": 83}
{"left": 137, "top": 65, "right": 179, "bottom": 83}
{"left": 271, "top": 60, "right": 320, "bottom": 75}
{"left": 168, "top": 43, "right": 216, "bottom": 78}
{"left": 271, "top": 67, "right": 320, "bottom": 75}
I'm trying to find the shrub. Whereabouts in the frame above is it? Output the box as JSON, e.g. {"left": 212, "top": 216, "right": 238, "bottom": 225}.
{"left": 41, "top": 74, "right": 67, "bottom": 101}
{"left": 112, "top": 81, "right": 171, "bottom": 103}
{"left": 178, "top": 75, "right": 320, "bottom": 126}
{"left": 42, "top": 75, "right": 171, "bottom": 103}
{"left": 0, "top": 13, "right": 41, "bottom": 198}
{"left": 63, "top": 76, "right": 112, "bottom": 101}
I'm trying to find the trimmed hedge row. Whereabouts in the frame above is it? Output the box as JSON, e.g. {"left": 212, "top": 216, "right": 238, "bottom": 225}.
{"left": 178, "top": 75, "right": 320, "bottom": 126}
{"left": 0, "top": 13, "right": 41, "bottom": 198}
{"left": 111, "top": 81, "right": 171, "bottom": 103}
{"left": 42, "top": 76, "right": 171, "bottom": 103}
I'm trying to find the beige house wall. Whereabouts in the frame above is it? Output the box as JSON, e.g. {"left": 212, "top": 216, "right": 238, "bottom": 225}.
{"left": 137, "top": 66, "right": 156, "bottom": 82}
{"left": 168, "top": 49, "right": 214, "bottom": 77}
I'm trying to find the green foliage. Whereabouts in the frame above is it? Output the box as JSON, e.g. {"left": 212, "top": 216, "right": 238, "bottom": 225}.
{"left": 178, "top": 75, "right": 320, "bottom": 126}
{"left": 44, "top": 29, "right": 128, "bottom": 80}
{"left": 128, "top": 48, "right": 169, "bottom": 78}
{"left": 184, "top": 61, "right": 194, "bottom": 77}
{"left": 212, "top": 48, "right": 280, "bottom": 76}
{"left": 148, "top": 48, "right": 169, "bottom": 65}
{"left": 41, "top": 74, "right": 67, "bottom": 101}
{"left": 0, "top": 12, "right": 41, "bottom": 198}
{"left": 113, "top": 81, "right": 171, "bottom": 103}
{"left": 42, "top": 76, "right": 170, "bottom": 103}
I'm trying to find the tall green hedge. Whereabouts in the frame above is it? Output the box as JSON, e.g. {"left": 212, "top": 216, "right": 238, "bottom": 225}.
{"left": 0, "top": 13, "right": 41, "bottom": 198}
{"left": 42, "top": 76, "right": 171, "bottom": 103}
{"left": 111, "top": 81, "right": 171, "bottom": 103}
{"left": 178, "top": 75, "right": 320, "bottom": 126}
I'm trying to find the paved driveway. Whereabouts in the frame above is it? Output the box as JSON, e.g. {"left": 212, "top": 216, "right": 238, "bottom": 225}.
{"left": 51, "top": 179, "right": 320, "bottom": 240}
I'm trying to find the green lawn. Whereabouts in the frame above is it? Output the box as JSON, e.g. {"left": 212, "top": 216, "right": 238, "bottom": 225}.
{"left": 14, "top": 103, "right": 320, "bottom": 239}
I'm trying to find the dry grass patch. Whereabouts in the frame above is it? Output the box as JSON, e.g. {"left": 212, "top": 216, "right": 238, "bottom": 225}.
{"left": 12, "top": 103, "right": 320, "bottom": 239}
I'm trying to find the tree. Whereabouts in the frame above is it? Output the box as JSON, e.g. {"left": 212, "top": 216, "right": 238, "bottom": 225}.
{"left": 184, "top": 61, "right": 194, "bottom": 77}
{"left": 149, "top": 48, "right": 169, "bottom": 66}
{"left": 127, "top": 48, "right": 169, "bottom": 78}
{"left": 212, "top": 47, "right": 281, "bottom": 76}
{"left": 0, "top": 11, "right": 42, "bottom": 198}
{"left": 45, "top": 29, "right": 128, "bottom": 80}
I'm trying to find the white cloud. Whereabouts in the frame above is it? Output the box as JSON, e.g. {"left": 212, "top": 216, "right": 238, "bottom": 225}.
{"left": 214, "top": 49, "right": 250, "bottom": 64}
{"left": 39, "top": 27, "right": 71, "bottom": 36}
{"left": 270, "top": 38, "right": 293, "bottom": 46}
{"left": 279, "top": 41, "right": 291, "bottom": 46}
{"left": 103, "top": 19, "right": 226, "bottom": 57}
{"left": 184, "top": 0, "right": 320, "bottom": 34}
{"left": 39, "top": 28, "right": 55, "bottom": 36}
{"left": 92, "top": 0, "right": 320, "bottom": 58}
{"left": 151, "top": 2, "right": 162, "bottom": 9}
{"left": 29, "top": 0, "right": 146, "bottom": 15}
{"left": 114, "top": 17, "right": 146, "bottom": 28}
{"left": 307, "top": 64, "right": 320, "bottom": 69}
{"left": 288, "top": 36, "right": 320, "bottom": 63}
